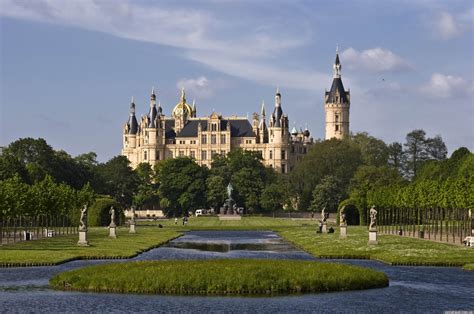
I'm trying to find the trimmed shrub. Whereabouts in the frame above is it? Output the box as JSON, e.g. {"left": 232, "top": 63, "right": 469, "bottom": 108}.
{"left": 88, "top": 197, "right": 125, "bottom": 227}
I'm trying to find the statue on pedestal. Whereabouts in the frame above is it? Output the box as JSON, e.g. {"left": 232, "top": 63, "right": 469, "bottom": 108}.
{"left": 369, "top": 205, "right": 377, "bottom": 230}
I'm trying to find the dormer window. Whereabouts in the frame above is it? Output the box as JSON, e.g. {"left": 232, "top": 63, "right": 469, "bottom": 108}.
{"left": 211, "top": 123, "right": 217, "bottom": 131}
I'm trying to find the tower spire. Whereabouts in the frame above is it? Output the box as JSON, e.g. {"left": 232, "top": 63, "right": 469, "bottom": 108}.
{"left": 180, "top": 87, "right": 186, "bottom": 103}
{"left": 261, "top": 100, "right": 266, "bottom": 117}
{"left": 333, "top": 47, "right": 342, "bottom": 78}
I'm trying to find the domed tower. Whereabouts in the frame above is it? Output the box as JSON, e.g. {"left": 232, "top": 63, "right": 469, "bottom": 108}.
{"left": 325, "top": 49, "right": 350, "bottom": 140}
{"left": 172, "top": 88, "right": 193, "bottom": 133}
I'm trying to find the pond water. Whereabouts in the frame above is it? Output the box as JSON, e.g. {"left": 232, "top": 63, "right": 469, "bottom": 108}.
{"left": 0, "top": 231, "right": 473, "bottom": 313}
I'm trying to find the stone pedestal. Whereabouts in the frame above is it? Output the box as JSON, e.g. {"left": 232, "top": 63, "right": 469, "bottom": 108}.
{"left": 129, "top": 224, "right": 136, "bottom": 234}
{"left": 368, "top": 229, "right": 378, "bottom": 245}
{"left": 340, "top": 225, "right": 347, "bottom": 238}
{"left": 77, "top": 230, "right": 89, "bottom": 246}
{"left": 321, "top": 223, "right": 327, "bottom": 233}
{"left": 109, "top": 227, "right": 117, "bottom": 238}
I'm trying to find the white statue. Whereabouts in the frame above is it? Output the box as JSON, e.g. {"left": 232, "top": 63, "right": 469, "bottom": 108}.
{"left": 109, "top": 206, "right": 116, "bottom": 228}
{"left": 79, "top": 204, "right": 88, "bottom": 231}
{"left": 130, "top": 206, "right": 136, "bottom": 225}
{"left": 340, "top": 206, "right": 347, "bottom": 225}
{"left": 321, "top": 207, "right": 328, "bottom": 223}
{"left": 369, "top": 205, "right": 377, "bottom": 230}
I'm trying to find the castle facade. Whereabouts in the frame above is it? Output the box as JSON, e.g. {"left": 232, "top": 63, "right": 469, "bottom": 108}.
{"left": 122, "top": 52, "right": 350, "bottom": 172}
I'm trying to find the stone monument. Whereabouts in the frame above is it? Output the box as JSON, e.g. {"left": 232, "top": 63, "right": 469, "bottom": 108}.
{"left": 321, "top": 207, "right": 328, "bottom": 233}
{"left": 109, "top": 206, "right": 117, "bottom": 238}
{"left": 77, "top": 204, "right": 89, "bottom": 246}
{"left": 129, "top": 206, "right": 136, "bottom": 234}
{"left": 339, "top": 206, "right": 347, "bottom": 239}
{"left": 368, "top": 205, "right": 378, "bottom": 245}
{"left": 219, "top": 182, "right": 241, "bottom": 220}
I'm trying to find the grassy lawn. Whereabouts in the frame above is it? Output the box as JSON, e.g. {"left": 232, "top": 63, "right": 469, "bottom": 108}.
{"left": 2, "top": 217, "right": 472, "bottom": 267}
{"left": 278, "top": 225, "right": 474, "bottom": 266}
{"left": 142, "top": 216, "right": 308, "bottom": 230}
{"left": 50, "top": 259, "right": 388, "bottom": 296}
{"left": 463, "top": 264, "right": 474, "bottom": 271}
{"left": 0, "top": 226, "right": 181, "bottom": 266}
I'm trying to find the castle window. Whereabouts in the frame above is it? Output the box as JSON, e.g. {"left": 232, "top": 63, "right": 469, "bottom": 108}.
{"left": 281, "top": 150, "right": 286, "bottom": 160}
{"left": 335, "top": 114, "right": 339, "bottom": 123}
{"left": 144, "top": 151, "right": 147, "bottom": 160}
{"left": 220, "top": 150, "right": 225, "bottom": 156}
{"left": 281, "top": 164, "right": 286, "bottom": 174}
{"left": 211, "top": 150, "right": 217, "bottom": 158}
{"left": 156, "top": 150, "right": 160, "bottom": 160}
{"left": 269, "top": 150, "right": 273, "bottom": 159}
{"left": 211, "top": 123, "right": 217, "bottom": 131}
{"left": 201, "top": 135, "right": 207, "bottom": 144}
{"left": 190, "top": 151, "right": 195, "bottom": 159}
{"left": 191, "top": 140, "right": 196, "bottom": 145}
{"left": 169, "top": 151, "right": 173, "bottom": 158}
{"left": 201, "top": 150, "right": 207, "bottom": 160}
{"left": 211, "top": 134, "right": 217, "bottom": 144}
{"left": 220, "top": 134, "right": 226, "bottom": 144}
{"left": 179, "top": 150, "right": 184, "bottom": 157}
{"left": 335, "top": 125, "right": 339, "bottom": 132}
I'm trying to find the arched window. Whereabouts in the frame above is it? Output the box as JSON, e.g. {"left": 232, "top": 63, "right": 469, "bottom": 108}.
{"left": 144, "top": 151, "right": 148, "bottom": 160}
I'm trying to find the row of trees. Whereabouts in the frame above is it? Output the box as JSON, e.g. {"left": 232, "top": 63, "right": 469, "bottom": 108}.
{"left": 1, "top": 129, "right": 471, "bottom": 223}
{"left": 0, "top": 175, "right": 94, "bottom": 218}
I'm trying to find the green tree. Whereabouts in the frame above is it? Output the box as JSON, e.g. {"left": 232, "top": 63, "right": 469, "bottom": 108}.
{"left": 310, "top": 176, "right": 344, "bottom": 213}
{"left": 351, "top": 132, "right": 389, "bottom": 166}
{"left": 206, "top": 175, "right": 227, "bottom": 211}
{"left": 260, "top": 182, "right": 287, "bottom": 216}
{"left": 387, "top": 142, "right": 404, "bottom": 172}
{"left": 156, "top": 157, "right": 208, "bottom": 216}
{"left": 95, "top": 156, "right": 139, "bottom": 206}
{"left": 403, "top": 130, "right": 429, "bottom": 178}
{"left": 290, "top": 138, "right": 363, "bottom": 211}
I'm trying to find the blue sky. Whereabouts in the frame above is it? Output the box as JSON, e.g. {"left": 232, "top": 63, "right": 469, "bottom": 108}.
{"left": 1, "top": 0, "right": 473, "bottom": 161}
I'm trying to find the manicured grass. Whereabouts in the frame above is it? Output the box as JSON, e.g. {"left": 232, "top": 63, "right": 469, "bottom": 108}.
{"left": 143, "top": 216, "right": 308, "bottom": 230}
{"left": 278, "top": 226, "right": 474, "bottom": 266}
{"left": 463, "top": 264, "right": 474, "bottom": 271}
{"left": 50, "top": 259, "right": 389, "bottom": 296}
{"left": 0, "top": 227, "right": 181, "bottom": 266}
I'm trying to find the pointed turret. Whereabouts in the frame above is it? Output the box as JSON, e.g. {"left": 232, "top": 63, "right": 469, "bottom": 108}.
{"left": 326, "top": 48, "right": 349, "bottom": 104}
{"left": 148, "top": 87, "right": 158, "bottom": 127}
{"left": 259, "top": 100, "right": 266, "bottom": 129}
{"left": 127, "top": 97, "right": 138, "bottom": 135}
{"left": 272, "top": 87, "right": 283, "bottom": 127}
{"left": 192, "top": 99, "right": 197, "bottom": 117}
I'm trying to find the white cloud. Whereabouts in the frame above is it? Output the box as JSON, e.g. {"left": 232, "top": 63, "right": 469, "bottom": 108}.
{"left": 0, "top": 0, "right": 320, "bottom": 91}
{"left": 341, "top": 47, "right": 412, "bottom": 73}
{"left": 420, "top": 73, "right": 472, "bottom": 99}
{"left": 437, "top": 12, "right": 461, "bottom": 39}
{"left": 176, "top": 76, "right": 225, "bottom": 100}
{"left": 434, "top": 11, "right": 473, "bottom": 40}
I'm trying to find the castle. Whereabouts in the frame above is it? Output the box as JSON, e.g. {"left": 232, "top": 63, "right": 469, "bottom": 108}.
{"left": 122, "top": 52, "right": 350, "bottom": 172}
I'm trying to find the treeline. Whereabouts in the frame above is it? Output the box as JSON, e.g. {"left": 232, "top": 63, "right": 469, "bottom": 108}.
{"left": 289, "top": 129, "right": 473, "bottom": 224}
{"left": 1, "top": 130, "right": 472, "bottom": 222}
{"left": 0, "top": 138, "right": 284, "bottom": 218}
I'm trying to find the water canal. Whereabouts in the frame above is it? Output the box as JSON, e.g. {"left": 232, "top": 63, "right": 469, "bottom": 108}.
{"left": 0, "top": 231, "right": 473, "bottom": 313}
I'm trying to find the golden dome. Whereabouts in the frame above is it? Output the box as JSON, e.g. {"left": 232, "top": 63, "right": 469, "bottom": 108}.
{"left": 172, "top": 88, "right": 192, "bottom": 117}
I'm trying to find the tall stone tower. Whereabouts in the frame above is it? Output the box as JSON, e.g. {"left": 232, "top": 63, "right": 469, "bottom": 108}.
{"left": 325, "top": 49, "right": 350, "bottom": 140}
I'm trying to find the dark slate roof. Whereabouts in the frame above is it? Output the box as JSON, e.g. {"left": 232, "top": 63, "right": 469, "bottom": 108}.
{"left": 128, "top": 115, "right": 138, "bottom": 135}
{"left": 272, "top": 106, "right": 283, "bottom": 127}
{"left": 148, "top": 106, "right": 158, "bottom": 127}
{"left": 165, "top": 120, "right": 176, "bottom": 139}
{"left": 325, "top": 77, "right": 349, "bottom": 104}
{"left": 175, "top": 119, "right": 255, "bottom": 138}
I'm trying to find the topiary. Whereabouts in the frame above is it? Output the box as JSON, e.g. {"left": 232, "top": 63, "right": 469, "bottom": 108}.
{"left": 88, "top": 197, "right": 125, "bottom": 227}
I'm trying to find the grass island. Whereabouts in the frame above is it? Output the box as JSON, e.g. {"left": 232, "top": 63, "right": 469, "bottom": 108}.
{"left": 50, "top": 259, "right": 389, "bottom": 296}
